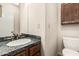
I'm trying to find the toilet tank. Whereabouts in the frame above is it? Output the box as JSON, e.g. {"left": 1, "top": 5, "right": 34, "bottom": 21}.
{"left": 63, "top": 37, "right": 79, "bottom": 51}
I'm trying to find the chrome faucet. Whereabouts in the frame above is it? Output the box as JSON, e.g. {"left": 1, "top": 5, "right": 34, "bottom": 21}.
{"left": 11, "top": 31, "right": 19, "bottom": 40}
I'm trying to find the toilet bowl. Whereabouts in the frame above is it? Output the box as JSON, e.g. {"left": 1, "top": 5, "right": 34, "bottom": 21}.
{"left": 62, "top": 48, "right": 79, "bottom": 56}
{"left": 62, "top": 37, "right": 79, "bottom": 56}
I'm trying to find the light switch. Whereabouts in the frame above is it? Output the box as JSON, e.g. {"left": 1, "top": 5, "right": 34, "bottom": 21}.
{"left": 37, "top": 24, "right": 40, "bottom": 29}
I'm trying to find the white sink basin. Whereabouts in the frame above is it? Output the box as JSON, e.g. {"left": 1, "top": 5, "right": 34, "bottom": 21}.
{"left": 7, "top": 38, "right": 31, "bottom": 46}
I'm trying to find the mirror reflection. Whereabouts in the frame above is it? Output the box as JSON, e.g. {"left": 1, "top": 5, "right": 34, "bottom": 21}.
{"left": 0, "top": 4, "right": 19, "bottom": 37}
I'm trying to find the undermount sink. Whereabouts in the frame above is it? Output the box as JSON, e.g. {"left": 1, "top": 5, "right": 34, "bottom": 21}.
{"left": 7, "top": 38, "right": 31, "bottom": 46}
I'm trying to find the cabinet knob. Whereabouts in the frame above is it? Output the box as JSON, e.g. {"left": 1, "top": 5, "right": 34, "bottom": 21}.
{"left": 48, "top": 24, "right": 50, "bottom": 29}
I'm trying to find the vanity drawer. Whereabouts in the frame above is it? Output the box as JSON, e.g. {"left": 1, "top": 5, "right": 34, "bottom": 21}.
{"left": 15, "top": 48, "right": 28, "bottom": 56}
{"left": 15, "top": 50, "right": 26, "bottom": 56}
{"left": 34, "top": 52, "right": 41, "bottom": 56}
{"left": 29, "top": 44, "right": 41, "bottom": 56}
{"left": 25, "top": 48, "right": 29, "bottom": 55}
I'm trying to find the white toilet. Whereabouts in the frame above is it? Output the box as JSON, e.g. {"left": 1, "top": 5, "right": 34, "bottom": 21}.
{"left": 62, "top": 37, "right": 79, "bottom": 56}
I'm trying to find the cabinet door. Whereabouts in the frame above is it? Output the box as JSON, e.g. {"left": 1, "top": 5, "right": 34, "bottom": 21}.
{"left": 15, "top": 51, "right": 26, "bottom": 56}
{"left": 61, "top": 3, "right": 79, "bottom": 24}
{"left": 33, "top": 52, "right": 41, "bottom": 56}
{"left": 15, "top": 48, "right": 28, "bottom": 56}
{"left": 29, "top": 43, "right": 41, "bottom": 56}
{"left": 61, "top": 3, "right": 72, "bottom": 24}
{"left": 70, "top": 3, "right": 78, "bottom": 23}
{"left": 61, "top": 3, "right": 73, "bottom": 23}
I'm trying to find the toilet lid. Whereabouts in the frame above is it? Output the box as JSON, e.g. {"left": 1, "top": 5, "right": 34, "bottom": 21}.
{"left": 62, "top": 48, "right": 79, "bottom": 56}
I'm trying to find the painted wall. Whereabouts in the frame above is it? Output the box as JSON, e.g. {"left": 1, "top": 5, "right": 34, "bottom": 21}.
{"left": 57, "top": 4, "right": 63, "bottom": 55}
{"left": 20, "top": 3, "right": 58, "bottom": 56}
{"left": 0, "top": 4, "right": 19, "bottom": 37}
{"left": 13, "top": 4, "right": 20, "bottom": 34}
{"left": 45, "top": 3, "right": 58, "bottom": 56}
{"left": 62, "top": 24, "right": 79, "bottom": 38}
{"left": 20, "top": 4, "right": 28, "bottom": 34}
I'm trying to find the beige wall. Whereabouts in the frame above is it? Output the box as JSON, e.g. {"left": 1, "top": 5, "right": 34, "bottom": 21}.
{"left": 62, "top": 24, "right": 79, "bottom": 38}
{"left": 0, "top": 5, "right": 2, "bottom": 17}
{"left": 57, "top": 4, "right": 63, "bottom": 55}
{"left": 45, "top": 3, "right": 58, "bottom": 56}
{"left": 19, "top": 4, "right": 28, "bottom": 34}
{"left": 13, "top": 4, "right": 20, "bottom": 34}
{"left": 20, "top": 3, "right": 59, "bottom": 56}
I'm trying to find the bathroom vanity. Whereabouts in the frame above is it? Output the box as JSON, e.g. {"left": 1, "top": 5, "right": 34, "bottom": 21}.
{"left": 0, "top": 4, "right": 41, "bottom": 56}
{"left": 0, "top": 34, "right": 41, "bottom": 56}
{"left": 15, "top": 41, "right": 41, "bottom": 56}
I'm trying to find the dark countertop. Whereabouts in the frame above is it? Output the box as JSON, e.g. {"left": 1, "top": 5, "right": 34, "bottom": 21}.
{"left": 0, "top": 34, "right": 41, "bottom": 56}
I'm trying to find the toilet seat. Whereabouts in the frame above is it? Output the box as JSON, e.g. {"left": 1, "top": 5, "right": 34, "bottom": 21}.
{"left": 62, "top": 48, "right": 79, "bottom": 56}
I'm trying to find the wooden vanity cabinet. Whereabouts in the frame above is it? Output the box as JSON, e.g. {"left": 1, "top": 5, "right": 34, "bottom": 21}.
{"left": 15, "top": 48, "right": 28, "bottom": 56}
{"left": 34, "top": 52, "right": 41, "bottom": 56}
{"left": 29, "top": 42, "right": 41, "bottom": 56}
{"left": 15, "top": 50, "right": 26, "bottom": 56}
{"left": 15, "top": 42, "right": 41, "bottom": 56}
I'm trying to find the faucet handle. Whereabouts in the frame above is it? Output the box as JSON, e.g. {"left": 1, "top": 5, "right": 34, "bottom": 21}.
{"left": 11, "top": 31, "right": 18, "bottom": 36}
{"left": 11, "top": 31, "right": 15, "bottom": 35}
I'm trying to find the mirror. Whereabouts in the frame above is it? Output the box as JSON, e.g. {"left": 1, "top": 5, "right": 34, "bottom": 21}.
{"left": 0, "top": 4, "right": 19, "bottom": 37}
